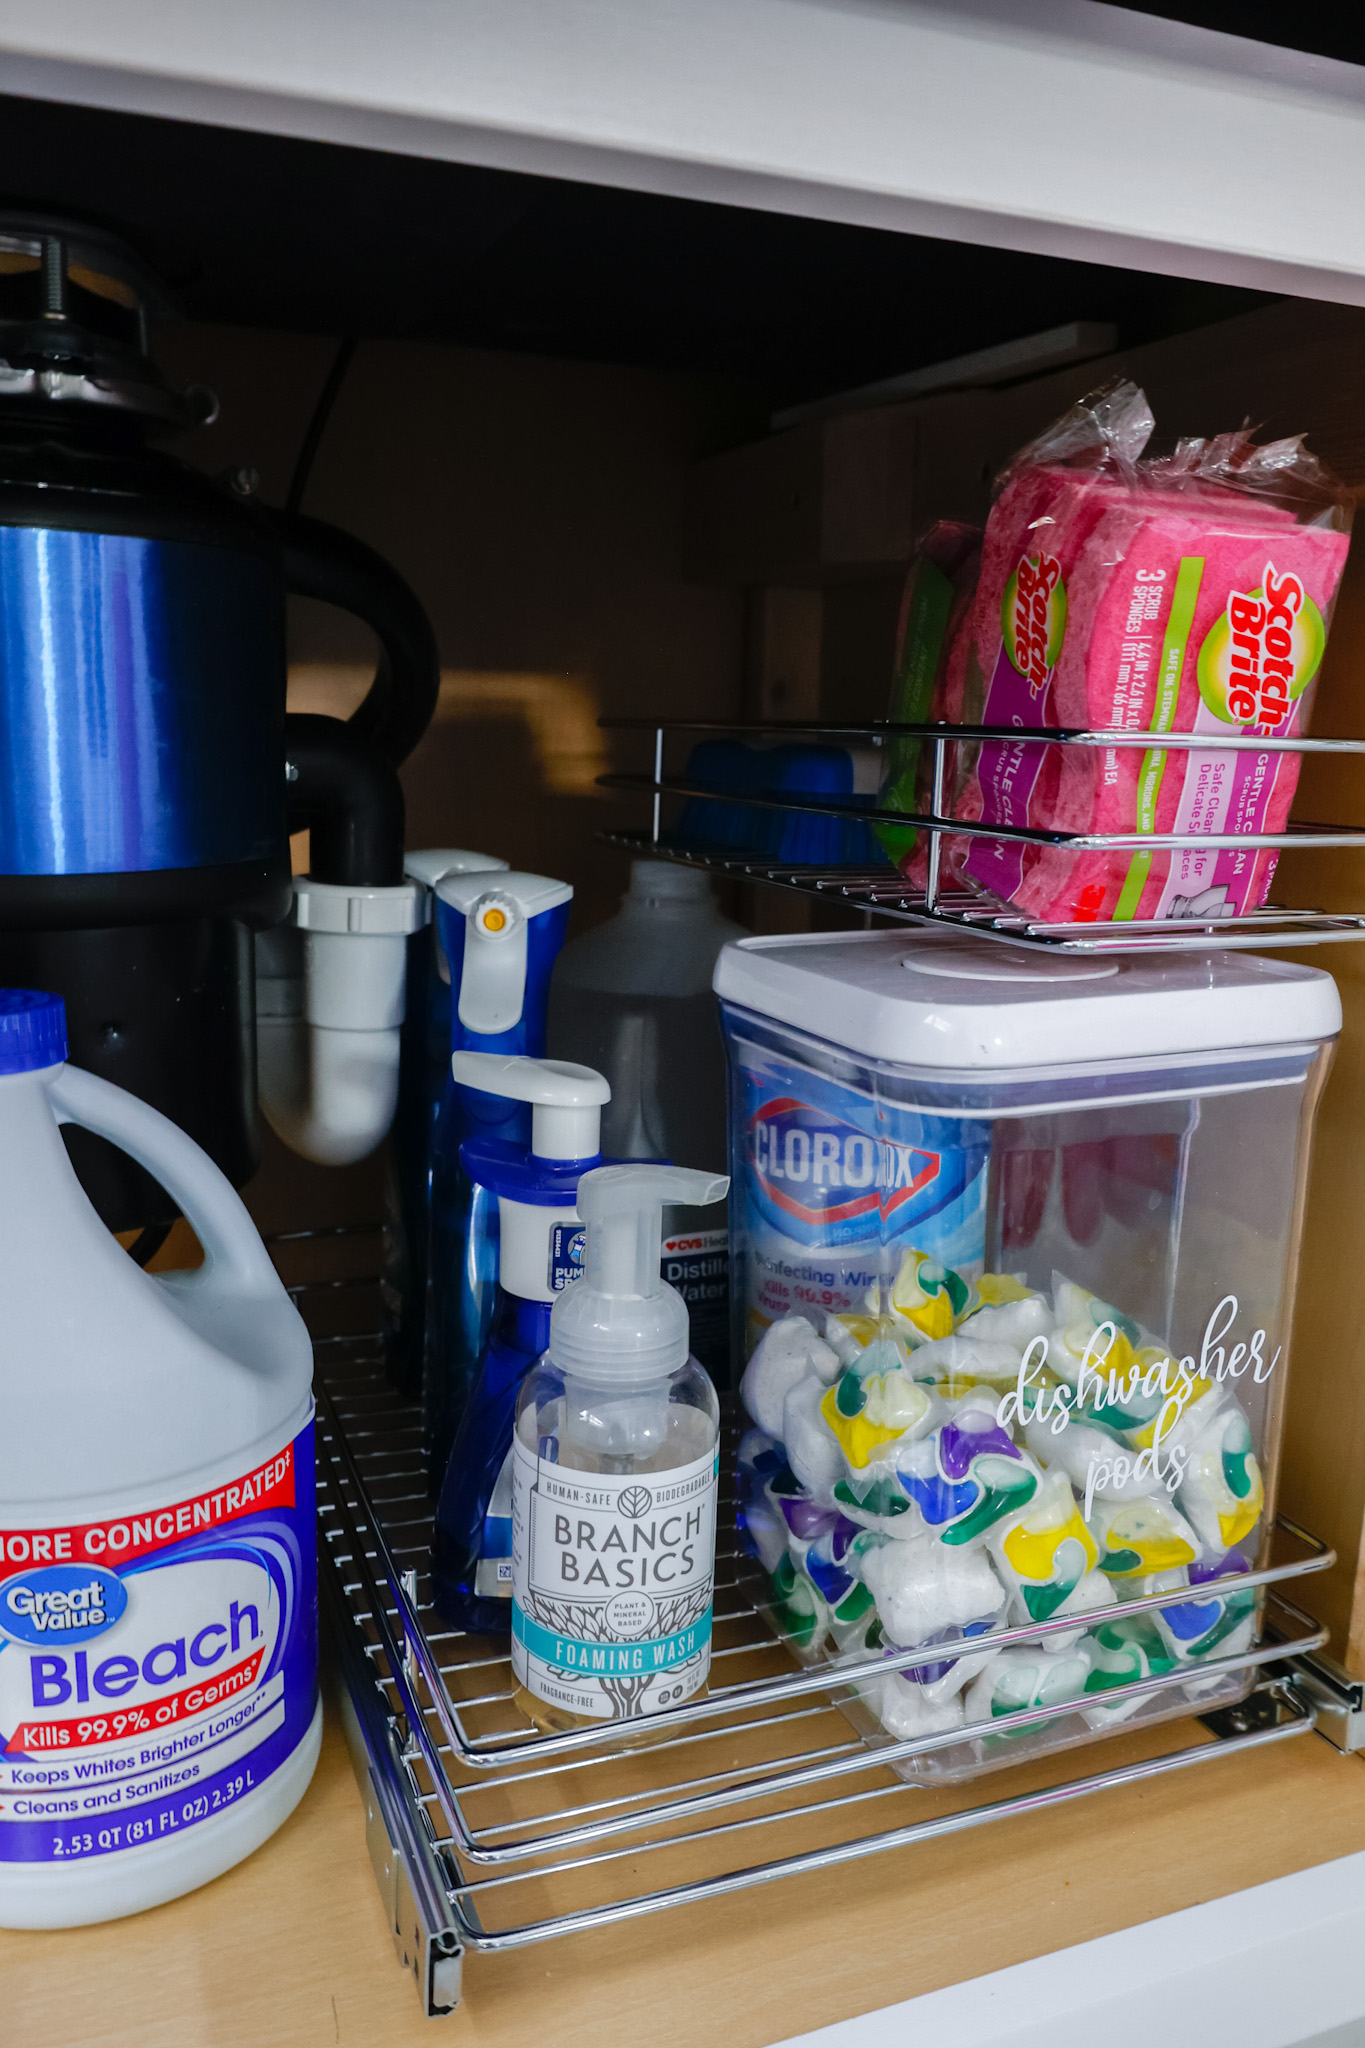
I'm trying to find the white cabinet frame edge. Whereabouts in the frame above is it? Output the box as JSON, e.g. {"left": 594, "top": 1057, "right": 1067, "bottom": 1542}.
{"left": 1, "top": 0, "right": 1364, "bottom": 304}
{"left": 779, "top": 1843, "right": 1365, "bottom": 2048}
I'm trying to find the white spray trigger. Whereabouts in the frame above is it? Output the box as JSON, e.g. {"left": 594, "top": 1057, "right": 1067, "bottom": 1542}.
{"left": 448, "top": 1050, "right": 609, "bottom": 1161}
{"left": 437, "top": 871, "right": 572, "bottom": 1033}
{"left": 550, "top": 1164, "right": 728, "bottom": 1384}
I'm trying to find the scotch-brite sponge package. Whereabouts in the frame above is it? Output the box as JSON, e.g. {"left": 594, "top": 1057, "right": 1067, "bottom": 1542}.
{"left": 875, "top": 520, "right": 982, "bottom": 878}
{"left": 890, "top": 382, "right": 1353, "bottom": 925}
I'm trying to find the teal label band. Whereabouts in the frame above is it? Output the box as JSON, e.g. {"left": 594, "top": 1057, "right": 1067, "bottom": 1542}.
{"left": 511, "top": 1603, "right": 712, "bottom": 1676}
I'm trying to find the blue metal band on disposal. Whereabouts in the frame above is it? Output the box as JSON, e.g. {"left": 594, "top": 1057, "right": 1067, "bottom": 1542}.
{"left": 0, "top": 525, "right": 285, "bottom": 876}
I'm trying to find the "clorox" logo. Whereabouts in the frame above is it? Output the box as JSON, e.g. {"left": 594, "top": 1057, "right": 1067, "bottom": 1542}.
{"left": 748, "top": 1098, "right": 940, "bottom": 1233}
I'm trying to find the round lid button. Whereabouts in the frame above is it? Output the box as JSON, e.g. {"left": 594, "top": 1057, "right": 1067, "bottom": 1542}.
{"left": 904, "top": 944, "right": 1118, "bottom": 984}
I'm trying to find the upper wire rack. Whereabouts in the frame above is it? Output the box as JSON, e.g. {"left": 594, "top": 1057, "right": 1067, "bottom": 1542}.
{"left": 598, "top": 718, "right": 1365, "bottom": 951}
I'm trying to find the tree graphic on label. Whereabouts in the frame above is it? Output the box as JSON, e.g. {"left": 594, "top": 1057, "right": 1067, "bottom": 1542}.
{"left": 523, "top": 1579, "right": 712, "bottom": 1719}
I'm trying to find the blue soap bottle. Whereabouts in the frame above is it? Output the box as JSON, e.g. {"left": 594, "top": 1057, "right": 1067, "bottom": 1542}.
{"left": 383, "top": 849, "right": 508, "bottom": 1399}
{"left": 423, "top": 872, "right": 572, "bottom": 1489}
{"left": 431, "top": 1051, "right": 610, "bottom": 1632}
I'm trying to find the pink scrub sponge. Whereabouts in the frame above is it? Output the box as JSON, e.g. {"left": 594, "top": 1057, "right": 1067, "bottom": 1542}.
{"left": 883, "top": 383, "right": 1352, "bottom": 926}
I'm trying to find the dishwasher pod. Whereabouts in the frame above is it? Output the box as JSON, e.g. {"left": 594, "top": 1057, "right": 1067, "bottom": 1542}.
{"left": 718, "top": 931, "right": 1338, "bottom": 1781}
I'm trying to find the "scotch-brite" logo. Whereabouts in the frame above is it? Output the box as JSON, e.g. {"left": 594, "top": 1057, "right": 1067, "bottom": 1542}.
{"left": 1002, "top": 551, "right": 1067, "bottom": 699}
{"left": 1197, "top": 562, "right": 1324, "bottom": 728}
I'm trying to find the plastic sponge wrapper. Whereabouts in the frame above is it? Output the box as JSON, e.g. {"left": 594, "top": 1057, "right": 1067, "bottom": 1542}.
{"left": 879, "top": 380, "right": 1353, "bottom": 927}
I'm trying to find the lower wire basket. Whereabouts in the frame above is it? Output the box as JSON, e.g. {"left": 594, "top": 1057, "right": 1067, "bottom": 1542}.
{"left": 311, "top": 1323, "right": 1334, "bottom": 2015}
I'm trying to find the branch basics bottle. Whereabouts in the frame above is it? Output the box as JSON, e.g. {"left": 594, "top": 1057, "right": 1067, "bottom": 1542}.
{"left": 510, "top": 1166, "right": 727, "bottom": 1731}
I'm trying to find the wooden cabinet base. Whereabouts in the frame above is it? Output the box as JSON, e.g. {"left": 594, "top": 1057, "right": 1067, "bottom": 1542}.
{"left": 4, "top": 1692, "right": 1365, "bottom": 2046}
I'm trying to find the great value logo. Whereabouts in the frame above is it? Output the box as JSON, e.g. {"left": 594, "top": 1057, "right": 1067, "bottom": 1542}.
{"left": 1198, "top": 562, "right": 1325, "bottom": 729}
{"left": 0, "top": 1564, "right": 126, "bottom": 1646}
{"left": 747, "top": 1098, "right": 940, "bottom": 1232}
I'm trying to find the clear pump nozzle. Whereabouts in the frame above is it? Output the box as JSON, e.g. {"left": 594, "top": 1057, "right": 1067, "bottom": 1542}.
{"left": 550, "top": 1165, "right": 728, "bottom": 1384}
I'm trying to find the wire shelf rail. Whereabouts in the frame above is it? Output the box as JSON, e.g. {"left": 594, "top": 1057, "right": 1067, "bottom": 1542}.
{"left": 304, "top": 1293, "right": 1334, "bottom": 2013}
{"left": 598, "top": 718, "right": 1365, "bottom": 950}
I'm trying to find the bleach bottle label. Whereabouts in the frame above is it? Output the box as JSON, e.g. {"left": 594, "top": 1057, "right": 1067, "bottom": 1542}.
{"left": 0, "top": 1419, "right": 317, "bottom": 1865}
{"left": 725, "top": 1019, "right": 989, "bottom": 1352}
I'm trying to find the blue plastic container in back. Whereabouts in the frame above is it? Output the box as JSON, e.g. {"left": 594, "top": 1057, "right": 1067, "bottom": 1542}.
{"left": 672, "top": 740, "right": 890, "bottom": 866}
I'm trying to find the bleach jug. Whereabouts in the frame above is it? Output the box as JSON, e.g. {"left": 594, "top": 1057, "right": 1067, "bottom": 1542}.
{"left": 0, "top": 991, "right": 319, "bottom": 1928}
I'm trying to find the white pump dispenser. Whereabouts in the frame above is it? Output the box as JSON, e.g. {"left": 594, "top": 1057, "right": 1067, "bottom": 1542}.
{"left": 510, "top": 1164, "right": 728, "bottom": 1730}
{"left": 447, "top": 1052, "right": 610, "bottom": 1302}
{"left": 549, "top": 1165, "right": 728, "bottom": 1383}
{"left": 450, "top": 1051, "right": 608, "bottom": 1163}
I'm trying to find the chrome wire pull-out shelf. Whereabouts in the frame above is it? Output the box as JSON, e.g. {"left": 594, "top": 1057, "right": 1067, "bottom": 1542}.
{"left": 599, "top": 718, "right": 1365, "bottom": 950}
{"left": 310, "top": 1322, "right": 1333, "bottom": 2013}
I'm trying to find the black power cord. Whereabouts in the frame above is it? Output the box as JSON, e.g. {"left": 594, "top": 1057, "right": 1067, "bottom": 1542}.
{"left": 285, "top": 335, "right": 357, "bottom": 517}
{"left": 128, "top": 1218, "right": 173, "bottom": 1267}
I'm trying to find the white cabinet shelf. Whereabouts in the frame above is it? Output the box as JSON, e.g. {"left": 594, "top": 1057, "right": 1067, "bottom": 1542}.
{"left": 3, "top": 2, "right": 1365, "bottom": 304}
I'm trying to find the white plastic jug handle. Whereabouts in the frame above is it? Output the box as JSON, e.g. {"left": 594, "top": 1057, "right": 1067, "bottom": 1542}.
{"left": 46, "top": 1063, "right": 283, "bottom": 1299}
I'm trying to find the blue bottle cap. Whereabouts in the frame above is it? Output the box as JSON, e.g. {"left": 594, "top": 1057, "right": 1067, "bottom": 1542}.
{"left": 0, "top": 990, "right": 68, "bottom": 1074}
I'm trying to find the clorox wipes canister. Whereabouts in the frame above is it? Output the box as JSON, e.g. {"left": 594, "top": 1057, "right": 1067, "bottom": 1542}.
{"left": 0, "top": 991, "right": 319, "bottom": 1927}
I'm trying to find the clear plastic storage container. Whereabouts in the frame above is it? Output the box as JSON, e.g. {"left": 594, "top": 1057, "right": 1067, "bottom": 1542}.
{"left": 715, "top": 932, "right": 1338, "bottom": 1782}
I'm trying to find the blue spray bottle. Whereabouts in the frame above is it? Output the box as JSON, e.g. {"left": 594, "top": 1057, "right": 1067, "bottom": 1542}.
{"left": 383, "top": 849, "right": 509, "bottom": 1398}
{"left": 431, "top": 1051, "right": 611, "bottom": 1632}
{"left": 424, "top": 873, "right": 572, "bottom": 1487}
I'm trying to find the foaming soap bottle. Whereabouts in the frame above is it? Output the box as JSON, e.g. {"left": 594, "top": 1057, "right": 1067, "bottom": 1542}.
{"left": 431, "top": 1051, "right": 611, "bottom": 1633}
{"left": 511, "top": 1165, "right": 728, "bottom": 1731}
{"left": 0, "top": 990, "right": 318, "bottom": 1929}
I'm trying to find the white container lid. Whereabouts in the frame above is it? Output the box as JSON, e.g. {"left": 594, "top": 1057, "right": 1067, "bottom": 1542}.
{"left": 713, "top": 930, "right": 1341, "bottom": 1069}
